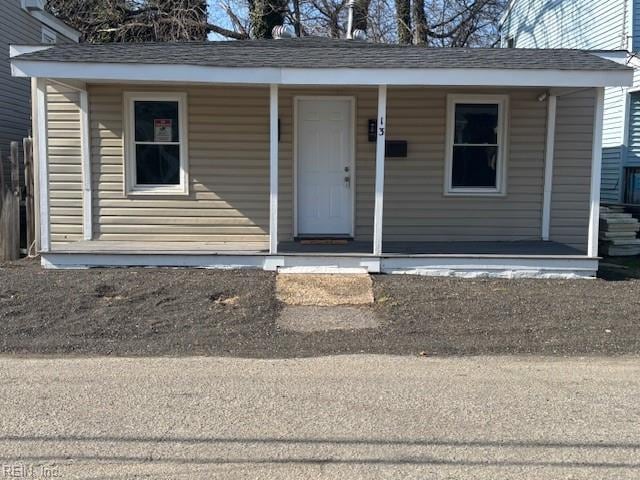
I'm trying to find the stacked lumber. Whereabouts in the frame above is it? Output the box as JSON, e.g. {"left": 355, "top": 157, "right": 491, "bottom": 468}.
{"left": 599, "top": 206, "right": 640, "bottom": 256}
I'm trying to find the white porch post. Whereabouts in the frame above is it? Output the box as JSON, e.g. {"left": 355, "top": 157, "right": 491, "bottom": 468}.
{"left": 373, "top": 85, "right": 387, "bottom": 256}
{"left": 35, "top": 78, "right": 50, "bottom": 253}
{"left": 541, "top": 94, "right": 557, "bottom": 241}
{"left": 79, "top": 89, "right": 92, "bottom": 240}
{"left": 588, "top": 87, "right": 605, "bottom": 257}
{"left": 269, "top": 84, "right": 279, "bottom": 254}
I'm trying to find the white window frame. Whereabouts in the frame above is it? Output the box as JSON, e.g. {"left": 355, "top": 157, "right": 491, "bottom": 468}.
{"left": 41, "top": 26, "right": 57, "bottom": 44}
{"left": 444, "top": 94, "right": 509, "bottom": 196}
{"left": 123, "top": 92, "right": 189, "bottom": 196}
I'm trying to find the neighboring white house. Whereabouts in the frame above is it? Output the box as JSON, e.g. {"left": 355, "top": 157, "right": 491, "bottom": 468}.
{"left": 500, "top": 0, "right": 640, "bottom": 204}
{"left": 1, "top": 0, "right": 78, "bottom": 171}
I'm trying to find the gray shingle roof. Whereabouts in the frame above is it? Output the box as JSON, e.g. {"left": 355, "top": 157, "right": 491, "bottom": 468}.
{"left": 16, "top": 38, "right": 630, "bottom": 72}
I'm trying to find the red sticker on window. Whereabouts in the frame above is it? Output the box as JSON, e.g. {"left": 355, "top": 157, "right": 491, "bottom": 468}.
{"left": 154, "top": 119, "right": 172, "bottom": 142}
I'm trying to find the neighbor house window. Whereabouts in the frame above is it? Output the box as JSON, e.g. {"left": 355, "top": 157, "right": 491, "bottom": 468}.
{"left": 124, "top": 92, "right": 188, "bottom": 195}
{"left": 41, "top": 26, "right": 57, "bottom": 44}
{"left": 444, "top": 94, "right": 508, "bottom": 195}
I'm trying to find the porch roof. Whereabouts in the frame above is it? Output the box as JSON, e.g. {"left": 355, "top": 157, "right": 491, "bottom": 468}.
{"left": 10, "top": 38, "right": 633, "bottom": 88}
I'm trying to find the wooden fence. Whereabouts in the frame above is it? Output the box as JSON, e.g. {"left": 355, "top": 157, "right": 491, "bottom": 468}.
{"left": 0, "top": 139, "right": 34, "bottom": 261}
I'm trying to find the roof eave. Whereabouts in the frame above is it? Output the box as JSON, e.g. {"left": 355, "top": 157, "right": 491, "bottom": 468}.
{"left": 10, "top": 59, "right": 634, "bottom": 88}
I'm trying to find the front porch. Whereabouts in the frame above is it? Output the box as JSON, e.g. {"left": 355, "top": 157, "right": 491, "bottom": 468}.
{"left": 13, "top": 39, "right": 629, "bottom": 278}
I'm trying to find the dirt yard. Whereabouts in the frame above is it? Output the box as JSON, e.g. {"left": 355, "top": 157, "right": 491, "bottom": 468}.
{"left": 0, "top": 258, "right": 639, "bottom": 357}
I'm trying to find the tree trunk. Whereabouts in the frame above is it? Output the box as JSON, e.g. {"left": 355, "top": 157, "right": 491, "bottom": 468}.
{"left": 250, "top": 0, "right": 288, "bottom": 38}
{"left": 395, "top": 0, "right": 411, "bottom": 44}
{"left": 353, "top": 0, "right": 371, "bottom": 32}
{"left": 292, "top": 0, "right": 302, "bottom": 36}
{"left": 412, "top": 0, "right": 426, "bottom": 45}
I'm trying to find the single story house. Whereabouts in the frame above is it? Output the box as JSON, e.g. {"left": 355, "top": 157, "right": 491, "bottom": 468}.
{"left": 9, "top": 39, "right": 634, "bottom": 277}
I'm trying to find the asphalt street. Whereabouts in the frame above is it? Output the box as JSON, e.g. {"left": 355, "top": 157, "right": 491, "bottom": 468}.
{"left": 0, "top": 355, "right": 638, "bottom": 479}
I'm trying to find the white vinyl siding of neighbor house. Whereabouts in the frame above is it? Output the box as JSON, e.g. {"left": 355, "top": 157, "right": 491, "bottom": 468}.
{"left": 0, "top": 1, "right": 45, "bottom": 169}
{"left": 44, "top": 84, "right": 595, "bottom": 251}
{"left": 501, "top": 0, "right": 630, "bottom": 204}
{"left": 501, "top": 0, "right": 628, "bottom": 51}
{"left": 626, "top": 92, "right": 640, "bottom": 169}
{"left": 88, "top": 85, "right": 270, "bottom": 248}
{"left": 47, "top": 82, "right": 84, "bottom": 246}
{"left": 0, "top": 0, "right": 75, "bottom": 178}
{"left": 601, "top": 86, "right": 627, "bottom": 202}
{"left": 633, "top": 0, "right": 640, "bottom": 51}
{"left": 550, "top": 89, "right": 595, "bottom": 250}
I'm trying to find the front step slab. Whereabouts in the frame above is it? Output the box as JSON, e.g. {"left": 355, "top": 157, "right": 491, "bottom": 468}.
{"left": 277, "top": 305, "right": 380, "bottom": 332}
{"left": 276, "top": 274, "right": 374, "bottom": 306}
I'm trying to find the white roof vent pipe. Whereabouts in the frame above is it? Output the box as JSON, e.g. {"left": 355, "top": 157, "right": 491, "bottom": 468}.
{"left": 272, "top": 25, "right": 295, "bottom": 39}
{"left": 346, "top": 0, "right": 355, "bottom": 39}
{"left": 352, "top": 29, "right": 367, "bottom": 41}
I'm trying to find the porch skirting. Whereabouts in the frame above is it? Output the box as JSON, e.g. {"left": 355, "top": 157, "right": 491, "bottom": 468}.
{"left": 41, "top": 244, "right": 599, "bottom": 279}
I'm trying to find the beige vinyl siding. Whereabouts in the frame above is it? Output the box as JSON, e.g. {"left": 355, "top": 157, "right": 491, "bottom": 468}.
{"left": 549, "top": 89, "right": 596, "bottom": 252}
{"left": 382, "top": 87, "right": 546, "bottom": 242}
{"left": 277, "top": 88, "right": 377, "bottom": 240}
{"left": 88, "top": 85, "right": 270, "bottom": 247}
{"left": 47, "top": 82, "right": 84, "bottom": 245}
{"left": 68, "top": 83, "right": 594, "bottom": 250}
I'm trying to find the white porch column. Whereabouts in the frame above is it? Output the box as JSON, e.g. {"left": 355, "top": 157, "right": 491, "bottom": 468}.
{"left": 35, "top": 78, "right": 50, "bottom": 253}
{"left": 269, "top": 84, "right": 279, "bottom": 254}
{"left": 79, "top": 89, "right": 92, "bottom": 240}
{"left": 587, "top": 87, "right": 605, "bottom": 257}
{"left": 373, "top": 85, "right": 387, "bottom": 256}
{"left": 541, "top": 94, "right": 557, "bottom": 241}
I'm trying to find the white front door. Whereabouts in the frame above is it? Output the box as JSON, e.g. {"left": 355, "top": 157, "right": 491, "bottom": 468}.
{"left": 296, "top": 98, "right": 353, "bottom": 236}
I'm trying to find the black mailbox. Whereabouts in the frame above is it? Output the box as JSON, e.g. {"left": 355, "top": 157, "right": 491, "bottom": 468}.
{"left": 385, "top": 140, "right": 407, "bottom": 158}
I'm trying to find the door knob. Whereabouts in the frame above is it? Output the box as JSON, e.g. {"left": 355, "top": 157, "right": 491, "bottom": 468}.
{"left": 344, "top": 176, "right": 351, "bottom": 187}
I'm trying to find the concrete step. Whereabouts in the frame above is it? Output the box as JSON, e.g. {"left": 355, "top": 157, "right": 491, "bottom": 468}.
{"left": 600, "top": 231, "right": 639, "bottom": 239}
{"left": 600, "top": 217, "right": 639, "bottom": 224}
{"left": 601, "top": 238, "right": 640, "bottom": 246}
{"left": 600, "top": 222, "right": 640, "bottom": 232}
{"left": 601, "top": 245, "right": 640, "bottom": 256}
{"left": 276, "top": 273, "right": 374, "bottom": 306}
{"left": 277, "top": 305, "right": 379, "bottom": 332}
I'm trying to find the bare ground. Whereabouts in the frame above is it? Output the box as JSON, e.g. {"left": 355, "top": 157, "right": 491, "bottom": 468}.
{"left": 0, "top": 258, "right": 639, "bottom": 357}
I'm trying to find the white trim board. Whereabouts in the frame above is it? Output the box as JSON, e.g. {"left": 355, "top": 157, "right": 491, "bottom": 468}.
{"left": 269, "top": 84, "right": 279, "bottom": 254}
{"left": 40, "top": 252, "right": 598, "bottom": 279}
{"left": 79, "top": 89, "right": 92, "bottom": 240}
{"left": 541, "top": 94, "right": 557, "bottom": 240}
{"left": 10, "top": 60, "right": 633, "bottom": 88}
{"left": 373, "top": 85, "right": 387, "bottom": 256}
{"left": 588, "top": 88, "right": 605, "bottom": 257}
{"left": 35, "top": 78, "right": 50, "bottom": 253}
{"left": 9, "top": 45, "right": 52, "bottom": 58}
